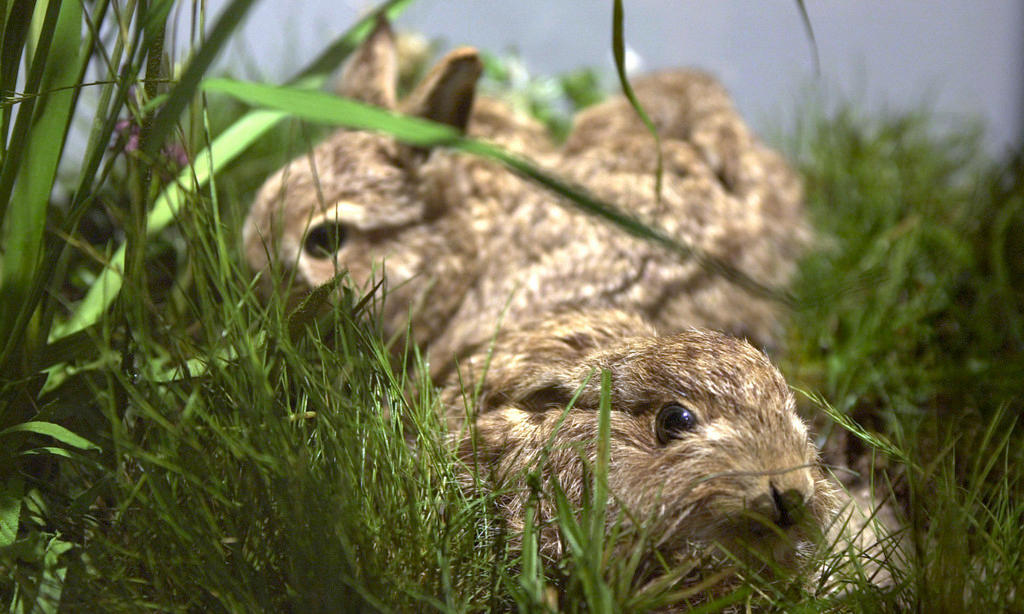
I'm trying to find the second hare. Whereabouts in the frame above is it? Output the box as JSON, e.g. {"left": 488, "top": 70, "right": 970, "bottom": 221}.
{"left": 243, "top": 19, "right": 808, "bottom": 375}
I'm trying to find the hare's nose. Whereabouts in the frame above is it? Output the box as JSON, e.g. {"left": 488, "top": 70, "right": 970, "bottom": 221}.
{"left": 750, "top": 482, "right": 807, "bottom": 529}
{"left": 769, "top": 483, "right": 804, "bottom": 528}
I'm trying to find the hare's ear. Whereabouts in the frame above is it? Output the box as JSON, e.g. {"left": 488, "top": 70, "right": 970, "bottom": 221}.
{"left": 337, "top": 17, "right": 397, "bottom": 108}
{"left": 515, "top": 381, "right": 576, "bottom": 414}
{"left": 477, "top": 359, "right": 579, "bottom": 414}
{"left": 477, "top": 378, "right": 575, "bottom": 415}
{"left": 401, "top": 47, "right": 482, "bottom": 133}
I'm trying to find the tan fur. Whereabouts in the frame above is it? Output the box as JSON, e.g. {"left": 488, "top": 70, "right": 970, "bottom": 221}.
{"left": 243, "top": 23, "right": 808, "bottom": 373}
{"left": 446, "top": 310, "right": 839, "bottom": 587}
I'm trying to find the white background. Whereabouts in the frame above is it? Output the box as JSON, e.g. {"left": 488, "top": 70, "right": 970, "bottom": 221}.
{"left": 194, "top": 0, "right": 1023, "bottom": 153}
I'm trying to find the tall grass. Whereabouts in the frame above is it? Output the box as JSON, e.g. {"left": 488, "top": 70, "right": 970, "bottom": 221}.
{"left": 1, "top": 1, "right": 1022, "bottom": 612}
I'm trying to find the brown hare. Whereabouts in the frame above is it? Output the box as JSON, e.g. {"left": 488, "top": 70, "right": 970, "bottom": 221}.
{"left": 243, "top": 19, "right": 808, "bottom": 375}
{"left": 444, "top": 309, "right": 839, "bottom": 587}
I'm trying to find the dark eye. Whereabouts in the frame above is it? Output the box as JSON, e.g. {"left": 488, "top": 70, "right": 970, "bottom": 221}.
{"left": 304, "top": 222, "right": 348, "bottom": 259}
{"left": 656, "top": 403, "right": 698, "bottom": 444}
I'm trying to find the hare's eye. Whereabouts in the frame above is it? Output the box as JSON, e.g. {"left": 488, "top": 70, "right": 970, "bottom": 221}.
{"left": 656, "top": 403, "right": 698, "bottom": 444}
{"left": 304, "top": 222, "right": 348, "bottom": 259}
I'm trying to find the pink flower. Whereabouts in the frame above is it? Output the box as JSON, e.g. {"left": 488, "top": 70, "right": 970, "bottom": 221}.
{"left": 111, "top": 117, "right": 189, "bottom": 167}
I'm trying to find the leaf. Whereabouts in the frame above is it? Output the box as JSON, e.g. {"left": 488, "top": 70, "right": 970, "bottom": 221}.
{"left": 591, "top": 370, "right": 612, "bottom": 543}
{"left": 0, "top": 1, "right": 60, "bottom": 230}
{"left": 35, "top": 535, "right": 72, "bottom": 614}
{"left": 0, "top": 476, "right": 22, "bottom": 547}
{"left": 0, "top": 0, "right": 35, "bottom": 145}
{"left": 293, "top": 0, "right": 415, "bottom": 83}
{"left": 203, "top": 78, "right": 461, "bottom": 145}
{"left": 519, "top": 504, "right": 543, "bottom": 604}
{"left": 19, "top": 534, "right": 73, "bottom": 614}
{"left": 611, "top": 0, "right": 662, "bottom": 200}
{"left": 0, "top": 0, "right": 82, "bottom": 371}
{"left": 0, "top": 422, "right": 100, "bottom": 452}
{"left": 141, "top": 0, "right": 176, "bottom": 39}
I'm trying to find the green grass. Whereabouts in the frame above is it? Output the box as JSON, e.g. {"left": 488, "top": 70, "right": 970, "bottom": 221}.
{"left": 2, "top": 1, "right": 1023, "bottom": 612}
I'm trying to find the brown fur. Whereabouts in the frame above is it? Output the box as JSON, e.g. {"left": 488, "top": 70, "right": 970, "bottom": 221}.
{"left": 446, "top": 310, "right": 839, "bottom": 584}
{"left": 242, "top": 21, "right": 808, "bottom": 375}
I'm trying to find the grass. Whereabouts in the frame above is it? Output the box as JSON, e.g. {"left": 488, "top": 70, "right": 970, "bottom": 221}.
{"left": 2, "top": 1, "right": 1023, "bottom": 612}
{"left": 781, "top": 106, "right": 1024, "bottom": 612}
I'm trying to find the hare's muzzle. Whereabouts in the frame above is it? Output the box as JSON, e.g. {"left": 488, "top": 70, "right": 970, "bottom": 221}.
{"left": 748, "top": 482, "right": 810, "bottom": 531}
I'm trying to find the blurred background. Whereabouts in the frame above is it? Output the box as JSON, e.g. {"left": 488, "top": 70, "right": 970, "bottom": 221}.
{"left": 193, "top": 0, "right": 1024, "bottom": 153}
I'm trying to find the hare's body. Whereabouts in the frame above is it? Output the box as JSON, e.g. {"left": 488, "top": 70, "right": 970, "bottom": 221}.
{"left": 244, "top": 19, "right": 840, "bottom": 597}
{"left": 430, "top": 87, "right": 807, "bottom": 377}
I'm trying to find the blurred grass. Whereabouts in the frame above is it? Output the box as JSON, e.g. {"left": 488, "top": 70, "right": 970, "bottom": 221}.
{"left": 1, "top": 1, "right": 1022, "bottom": 612}
{"left": 786, "top": 109, "right": 1024, "bottom": 421}
{"left": 781, "top": 105, "right": 1024, "bottom": 612}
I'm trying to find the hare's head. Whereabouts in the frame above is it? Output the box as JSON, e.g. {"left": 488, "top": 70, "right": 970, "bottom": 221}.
{"left": 243, "top": 19, "right": 482, "bottom": 335}
{"left": 452, "top": 311, "right": 838, "bottom": 573}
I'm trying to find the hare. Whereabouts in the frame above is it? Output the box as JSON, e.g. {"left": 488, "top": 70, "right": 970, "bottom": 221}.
{"left": 445, "top": 309, "right": 840, "bottom": 595}
{"left": 242, "top": 19, "right": 808, "bottom": 378}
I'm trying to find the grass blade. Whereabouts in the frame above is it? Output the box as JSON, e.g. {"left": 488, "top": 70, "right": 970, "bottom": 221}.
{"left": 0, "top": 421, "right": 101, "bottom": 452}
{"left": 0, "top": 0, "right": 82, "bottom": 371}
{"left": 611, "top": 0, "right": 662, "bottom": 200}
{"left": 0, "top": 0, "right": 62, "bottom": 225}
{"left": 203, "top": 78, "right": 459, "bottom": 143}
{"left": 0, "top": 0, "right": 34, "bottom": 146}
{"left": 793, "top": 0, "right": 821, "bottom": 75}
{"left": 51, "top": 0, "right": 413, "bottom": 343}
{"left": 294, "top": 0, "right": 414, "bottom": 83}
{"left": 591, "top": 370, "right": 612, "bottom": 552}
{"left": 141, "top": 0, "right": 258, "bottom": 158}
